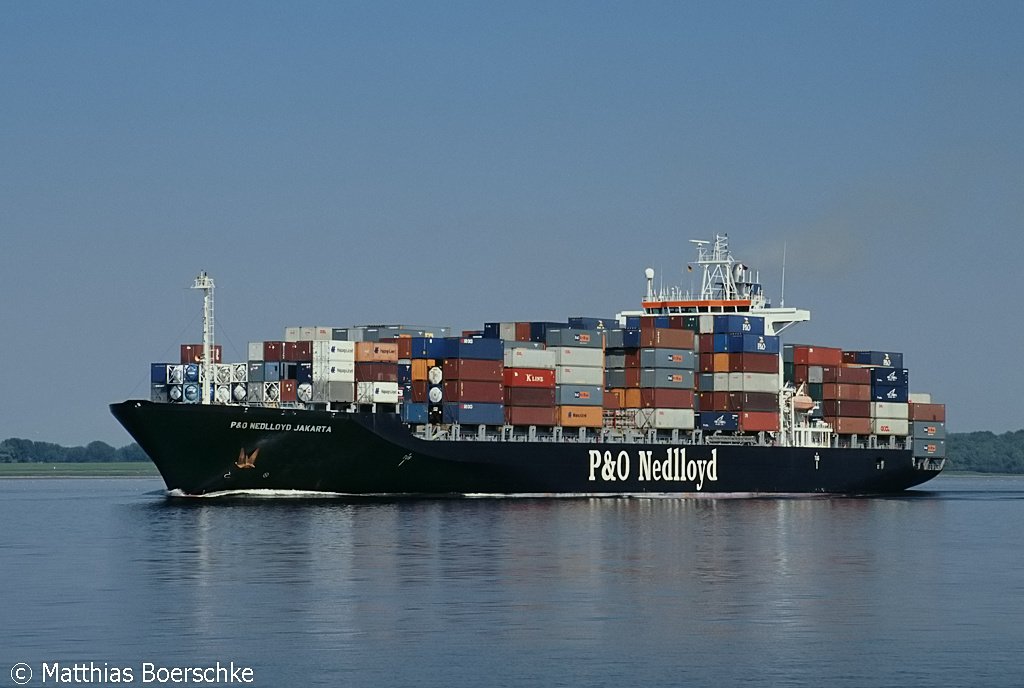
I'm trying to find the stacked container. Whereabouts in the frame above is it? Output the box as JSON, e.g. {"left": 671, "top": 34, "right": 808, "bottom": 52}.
{"left": 503, "top": 342, "right": 557, "bottom": 426}
{"left": 440, "top": 337, "right": 505, "bottom": 424}
{"left": 697, "top": 316, "right": 779, "bottom": 432}
{"left": 547, "top": 327, "right": 605, "bottom": 428}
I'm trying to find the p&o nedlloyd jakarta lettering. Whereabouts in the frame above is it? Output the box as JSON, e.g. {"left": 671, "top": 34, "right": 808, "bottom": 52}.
{"left": 111, "top": 235, "right": 947, "bottom": 497}
{"left": 588, "top": 447, "right": 718, "bottom": 490}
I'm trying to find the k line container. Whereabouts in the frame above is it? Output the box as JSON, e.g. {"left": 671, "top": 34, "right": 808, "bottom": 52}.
{"left": 503, "top": 368, "right": 556, "bottom": 388}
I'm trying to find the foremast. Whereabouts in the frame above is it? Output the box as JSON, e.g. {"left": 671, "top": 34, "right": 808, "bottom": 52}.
{"left": 191, "top": 271, "right": 216, "bottom": 406}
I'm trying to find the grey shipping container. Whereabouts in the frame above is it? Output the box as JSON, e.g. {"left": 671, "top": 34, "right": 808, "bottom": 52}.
{"left": 640, "top": 368, "right": 694, "bottom": 389}
{"left": 554, "top": 384, "right": 604, "bottom": 406}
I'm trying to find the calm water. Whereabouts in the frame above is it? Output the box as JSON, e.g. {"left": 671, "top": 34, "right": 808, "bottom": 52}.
{"left": 2, "top": 474, "right": 1022, "bottom": 687}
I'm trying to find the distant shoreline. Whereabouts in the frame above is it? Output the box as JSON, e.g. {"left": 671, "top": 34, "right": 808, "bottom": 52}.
{"left": 0, "top": 462, "right": 160, "bottom": 478}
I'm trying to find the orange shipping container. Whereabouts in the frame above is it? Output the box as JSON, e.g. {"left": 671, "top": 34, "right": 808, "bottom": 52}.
{"left": 603, "top": 390, "right": 621, "bottom": 409}
{"left": 557, "top": 405, "right": 603, "bottom": 428}
{"left": 355, "top": 342, "right": 399, "bottom": 362}
{"left": 623, "top": 388, "right": 642, "bottom": 408}
{"left": 713, "top": 353, "right": 731, "bottom": 372}
{"left": 827, "top": 417, "right": 872, "bottom": 435}
{"left": 909, "top": 403, "right": 946, "bottom": 422}
{"left": 411, "top": 359, "right": 435, "bottom": 381}
{"left": 641, "top": 327, "right": 694, "bottom": 349}
{"left": 793, "top": 346, "right": 843, "bottom": 366}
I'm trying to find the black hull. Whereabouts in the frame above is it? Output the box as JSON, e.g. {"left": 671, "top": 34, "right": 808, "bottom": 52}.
{"left": 111, "top": 400, "right": 942, "bottom": 497}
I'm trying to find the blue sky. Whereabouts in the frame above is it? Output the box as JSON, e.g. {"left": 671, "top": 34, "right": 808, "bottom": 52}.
{"left": 2, "top": 1, "right": 1021, "bottom": 446}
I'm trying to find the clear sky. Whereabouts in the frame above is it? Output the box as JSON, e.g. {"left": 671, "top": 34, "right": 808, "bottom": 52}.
{"left": 2, "top": 1, "right": 1021, "bottom": 446}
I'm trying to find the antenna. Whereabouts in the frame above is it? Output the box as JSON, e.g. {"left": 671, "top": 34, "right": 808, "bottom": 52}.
{"left": 780, "top": 241, "right": 787, "bottom": 308}
{"left": 644, "top": 267, "right": 655, "bottom": 300}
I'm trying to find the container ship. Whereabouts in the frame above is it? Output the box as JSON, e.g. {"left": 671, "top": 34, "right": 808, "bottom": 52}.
{"left": 111, "top": 235, "right": 946, "bottom": 497}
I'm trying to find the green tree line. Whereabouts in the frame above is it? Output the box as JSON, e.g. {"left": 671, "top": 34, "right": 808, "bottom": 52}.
{"left": 0, "top": 438, "right": 147, "bottom": 463}
{"left": 0, "top": 432, "right": 1021, "bottom": 473}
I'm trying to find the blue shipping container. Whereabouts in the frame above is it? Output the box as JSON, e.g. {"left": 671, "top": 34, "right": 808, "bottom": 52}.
{"left": 444, "top": 337, "right": 504, "bottom": 360}
{"left": 409, "top": 337, "right": 448, "bottom": 359}
{"left": 569, "top": 316, "right": 617, "bottom": 330}
{"left": 726, "top": 333, "right": 780, "bottom": 354}
{"left": 297, "top": 362, "right": 313, "bottom": 384}
{"left": 605, "top": 328, "right": 641, "bottom": 348}
{"left": 545, "top": 328, "right": 603, "bottom": 348}
{"left": 442, "top": 402, "right": 505, "bottom": 425}
{"left": 699, "top": 411, "right": 740, "bottom": 431}
{"left": 554, "top": 384, "right": 604, "bottom": 406}
{"left": 397, "top": 364, "right": 412, "bottom": 384}
{"left": 714, "top": 315, "right": 765, "bottom": 335}
{"left": 871, "top": 384, "right": 909, "bottom": 402}
{"left": 184, "top": 364, "right": 200, "bottom": 383}
{"left": 263, "top": 361, "right": 281, "bottom": 381}
{"left": 871, "top": 367, "right": 909, "bottom": 387}
{"left": 625, "top": 316, "right": 641, "bottom": 329}
{"left": 712, "top": 333, "right": 733, "bottom": 353}
{"left": 150, "top": 364, "right": 170, "bottom": 384}
{"left": 401, "top": 402, "right": 429, "bottom": 424}
{"left": 854, "top": 351, "right": 904, "bottom": 368}
{"left": 529, "top": 322, "right": 569, "bottom": 343}
{"left": 483, "top": 323, "right": 501, "bottom": 339}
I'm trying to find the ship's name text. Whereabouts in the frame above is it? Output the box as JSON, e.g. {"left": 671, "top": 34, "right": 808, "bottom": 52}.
{"left": 228, "top": 421, "right": 332, "bottom": 433}
{"left": 588, "top": 447, "right": 718, "bottom": 490}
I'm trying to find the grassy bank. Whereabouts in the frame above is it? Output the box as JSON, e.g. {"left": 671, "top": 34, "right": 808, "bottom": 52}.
{"left": 0, "top": 462, "right": 159, "bottom": 478}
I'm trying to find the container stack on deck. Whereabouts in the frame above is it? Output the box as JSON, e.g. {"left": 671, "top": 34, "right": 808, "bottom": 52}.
{"left": 148, "top": 314, "right": 944, "bottom": 453}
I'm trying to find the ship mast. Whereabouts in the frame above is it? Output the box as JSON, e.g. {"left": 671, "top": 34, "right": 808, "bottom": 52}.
{"left": 191, "top": 271, "right": 215, "bottom": 406}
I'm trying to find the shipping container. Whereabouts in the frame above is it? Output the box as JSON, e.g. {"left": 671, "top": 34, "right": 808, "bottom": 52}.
{"left": 726, "top": 333, "right": 780, "bottom": 355}
{"left": 504, "top": 387, "right": 557, "bottom": 407}
{"left": 401, "top": 402, "right": 429, "bottom": 424}
{"left": 740, "top": 411, "right": 780, "bottom": 432}
{"left": 727, "top": 392, "right": 779, "bottom": 412}
{"left": 529, "top": 322, "right": 570, "bottom": 343}
{"left": 443, "top": 380, "right": 504, "bottom": 403}
{"left": 503, "top": 367, "right": 557, "bottom": 389}
{"left": 820, "top": 366, "right": 872, "bottom": 384}
{"left": 443, "top": 401, "right": 505, "bottom": 425}
{"left": 850, "top": 351, "right": 904, "bottom": 368}
{"left": 623, "top": 388, "right": 642, "bottom": 408}
{"left": 568, "top": 316, "right": 617, "bottom": 330}
{"left": 821, "top": 400, "right": 871, "bottom": 418}
{"left": 911, "top": 421, "right": 946, "bottom": 439}
{"left": 792, "top": 345, "right": 843, "bottom": 366}
{"left": 407, "top": 337, "right": 448, "bottom": 359}
{"left": 822, "top": 383, "right": 871, "bottom": 401}
{"left": 442, "top": 358, "right": 503, "bottom": 381}
{"left": 699, "top": 411, "right": 740, "bottom": 431}
{"left": 284, "top": 341, "right": 313, "bottom": 362}
{"left": 296, "top": 362, "right": 313, "bottom": 384}
{"left": 871, "top": 418, "right": 909, "bottom": 436}
{"left": 554, "top": 384, "right": 603, "bottom": 406}
{"left": 605, "top": 369, "right": 627, "bottom": 389}
{"left": 870, "top": 367, "right": 909, "bottom": 387}
{"left": 184, "top": 363, "right": 200, "bottom": 383}
{"left": 357, "top": 381, "right": 400, "bottom": 404}
{"left": 640, "top": 368, "right": 694, "bottom": 389}
{"left": 828, "top": 417, "right": 872, "bottom": 435}
{"left": 248, "top": 342, "right": 265, "bottom": 361}
{"left": 727, "top": 353, "right": 779, "bottom": 374}
{"left": 726, "top": 372, "right": 778, "bottom": 394}
{"left": 553, "top": 347, "right": 604, "bottom": 368}
{"left": 605, "top": 352, "right": 627, "bottom": 368}
{"left": 635, "top": 408, "right": 695, "bottom": 430}
{"left": 150, "top": 364, "right": 172, "bottom": 384}
{"left": 328, "top": 381, "right": 355, "bottom": 403}
{"left": 150, "top": 384, "right": 170, "bottom": 403}
{"left": 639, "top": 348, "right": 696, "bottom": 370}
{"left": 262, "top": 341, "right": 284, "bottom": 361}
{"left": 505, "top": 406, "right": 557, "bottom": 426}
{"left": 913, "top": 439, "right": 947, "bottom": 458}
{"left": 262, "top": 381, "right": 281, "bottom": 403}
{"left": 640, "top": 327, "right": 694, "bottom": 349}
{"left": 909, "top": 403, "right": 946, "bottom": 422}
{"left": 713, "top": 315, "right": 765, "bottom": 335}
{"left": 183, "top": 383, "right": 201, "bottom": 404}
{"left": 871, "top": 384, "right": 910, "bottom": 403}
{"left": 698, "top": 391, "right": 730, "bottom": 412}
{"left": 354, "top": 362, "right": 399, "bottom": 382}
{"left": 355, "top": 342, "right": 400, "bottom": 362}
{"left": 605, "top": 328, "right": 641, "bottom": 348}
{"left": 555, "top": 365, "right": 604, "bottom": 386}
{"left": 556, "top": 405, "right": 603, "bottom": 428}
{"left": 312, "top": 340, "right": 355, "bottom": 360}
{"left": 871, "top": 402, "right": 909, "bottom": 420}
{"left": 180, "top": 344, "right": 223, "bottom": 365}
{"left": 280, "top": 379, "right": 298, "bottom": 403}
{"left": 545, "top": 328, "right": 603, "bottom": 348}
{"left": 639, "top": 388, "right": 694, "bottom": 409}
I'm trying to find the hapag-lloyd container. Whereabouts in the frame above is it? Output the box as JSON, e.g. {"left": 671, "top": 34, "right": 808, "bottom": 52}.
{"left": 555, "top": 384, "right": 603, "bottom": 406}
{"left": 545, "top": 328, "right": 603, "bottom": 348}
{"left": 638, "top": 348, "right": 696, "bottom": 370}
{"left": 640, "top": 368, "right": 694, "bottom": 389}
{"left": 911, "top": 421, "right": 946, "bottom": 439}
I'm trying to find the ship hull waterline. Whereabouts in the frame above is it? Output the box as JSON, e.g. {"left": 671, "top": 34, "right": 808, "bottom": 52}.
{"left": 111, "top": 400, "right": 941, "bottom": 497}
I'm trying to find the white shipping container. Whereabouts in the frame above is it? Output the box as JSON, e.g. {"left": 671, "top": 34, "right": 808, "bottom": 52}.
{"left": 908, "top": 392, "right": 932, "bottom": 404}
{"left": 699, "top": 315, "right": 715, "bottom": 334}
{"left": 284, "top": 327, "right": 302, "bottom": 342}
{"left": 871, "top": 402, "right": 909, "bottom": 420}
{"left": 248, "top": 341, "right": 265, "bottom": 361}
{"left": 634, "top": 408, "right": 696, "bottom": 430}
{"left": 247, "top": 384, "right": 262, "bottom": 403}
{"left": 555, "top": 365, "right": 604, "bottom": 385}
{"left": 300, "top": 326, "right": 316, "bottom": 340}
{"left": 313, "top": 360, "right": 355, "bottom": 382}
{"left": 231, "top": 363, "right": 248, "bottom": 383}
{"left": 357, "top": 381, "right": 399, "bottom": 404}
{"left": 215, "top": 384, "right": 232, "bottom": 404}
{"left": 504, "top": 347, "right": 558, "bottom": 369}
{"left": 214, "top": 364, "right": 233, "bottom": 385}
{"left": 872, "top": 418, "right": 909, "bottom": 436}
{"left": 554, "top": 347, "right": 604, "bottom": 367}
{"left": 499, "top": 322, "right": 517, "bottom": 341}
{"left": 727, "top": 372, "right": 779, "bottom": 393}
{"left": 312, "top": 340, "right": 356, "bottom": 360}
{"left": 231, "top": 383, "right": 247, "bottom": 403}
{"left": 327, "top": 381, "right": 355, "bottom": 403}
{"left": 713, "top": 372, "right": 729, "bottom": 391}
{"left": 167, "top": 365, "right": 184, "bottom": 384}
{"left": 312, "top": 326, "right": 334, "bottom": 341}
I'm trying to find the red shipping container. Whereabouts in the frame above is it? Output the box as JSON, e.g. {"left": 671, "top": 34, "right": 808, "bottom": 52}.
{"left": 727, "top": 392, "right": 778, "bottom": 412}
{"left": 284, "top": 341, "right": 313, "bottom": 362}
{"left": 180, "top": 344, "right": 222, "bottom": 365}
{"left": 262, "top": 341, "right": 284, "bottom": 361}
{"left": 792, "top": 364, "right": 809, "bottom": 384}
{"left": 793, "top": 346, "right": 843, "bottom": 366}
{"left": 640, "top": 388, "right": 694, "bottom": 409}
{"left": 410, "top": 381, "right": 428, "bottom": 403}
{"left": 909, "top": 403, "right": 946, "bottom": 422}
{"left": 699, "top": 353, "right": 715, "bottom": 373}
{"left": 514, "top": 322, "right": 532, "bottom": 341}
{"left": 827, "top": 417, "right": 872, "bottom": 435}
{"left": 821, "top": 366, "right": 872, "bottom": 384}
{"left": 443, "top": 380, "right": 504, "bottom": 403}
{"left": 740, "top": 411, "right": 779, "bottom": 432}
{"left": 624, "top": 368, "right": 641, "bottom": 387}
{"left": 698, "top": 334, "right": 714, "bottom": 354}
{"left": 822, "top": 383, "right": 871, "bottom": 401}
{"left": 505, "top": 406, "right": 557, "bottom": 426}
{"left": 698, "top": 391, "right": 729, "bottom": 411}
{"left": 355, "top": 362, "right": 398, "bottom": 382}
{"left": 280, "top": 379, "right": 297, "bottom": 402}
{"left": 729, "top": 353, "right": 779, "bottom": 374}
{"left": 603, "top": 390, "right": 621, "bottom": 409}
{"left": 822, "top": 400, "right": 871, "bottom": 418}
{"left": 443, "top": 358, "right": 503, "bottom": 381}
{"left": 504, "top": 387, "right": 556, "bottom": 407}
{"left": 395, "top": 337, "right": 413, "bottom": 360}
{"left": 503, "top": 367, "right": 556, "bottom": 388}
